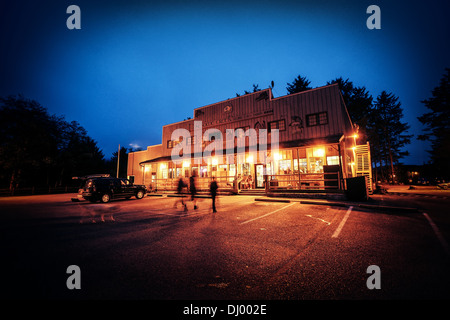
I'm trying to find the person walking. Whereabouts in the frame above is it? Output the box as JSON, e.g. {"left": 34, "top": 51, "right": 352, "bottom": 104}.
{"left": 174, "top": 176, "right": 188, "bottom": 211}
{"left": 189, "top": 173, "right": 198, "bottom": 210}
{"left": 209, "top": 177, "right": 218, "bottom": 213}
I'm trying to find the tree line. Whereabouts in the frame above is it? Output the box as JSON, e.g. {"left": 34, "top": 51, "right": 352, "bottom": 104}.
{"left": 0, "top": 95, "right": 131, "bottom": 193}
{"left": 239, "top": 69, "right": 449, "bottom": 182}
{"left": 1, "top": 68, "right": 447, "bottom": 192}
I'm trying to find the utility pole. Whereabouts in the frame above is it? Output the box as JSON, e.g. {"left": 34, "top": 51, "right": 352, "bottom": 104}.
{"left": 116, "top": 144, "right": 120, "bottom": 178}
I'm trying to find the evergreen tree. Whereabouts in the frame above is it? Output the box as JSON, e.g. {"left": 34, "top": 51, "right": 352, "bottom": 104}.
{"left": 418, "top": 68, "right": 450, "bottom": 179}
{"left": 327, "top": 77, "right": 373, "bottom": 144}
{"left": 0, "top": 95, "right": 106, "bottom": 191}
{"left": 370, "top": 91, "right": 413, "bottom": 182}
{"left": 286, "top": 75, "right": 312, "bottom": 94}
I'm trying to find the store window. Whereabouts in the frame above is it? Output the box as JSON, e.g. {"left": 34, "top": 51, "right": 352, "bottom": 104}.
{"left": 241, "top": 163, "right": 250, "bottom": 176}
{"left": 279, "top": 159, "right": 291, "bottom": 174}
{"left": 200, "top": 166, "right": 208, "bottom": 178}
{"left": 327, "top": 156, "right": 339, "bottom": 165}
{"left": 298, "top": 158, "right": 307, "bottom": 173}
{"left": 306, "top": 147, "right": 325, "bottom": 173}
{"left": 161, "top": 168, "right": 168, "bottom": 179}
{"left": 309, "top": 158, "right": 323, "bottom": 173}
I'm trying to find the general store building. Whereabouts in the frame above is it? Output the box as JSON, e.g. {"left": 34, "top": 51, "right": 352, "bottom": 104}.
{"left": 127, "top": 83, "right": 372, "bottom": 194}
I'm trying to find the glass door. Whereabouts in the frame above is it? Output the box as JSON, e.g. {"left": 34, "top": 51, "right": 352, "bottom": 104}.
{"left": 255, "top": 164, "right": 264, "bottom": 188}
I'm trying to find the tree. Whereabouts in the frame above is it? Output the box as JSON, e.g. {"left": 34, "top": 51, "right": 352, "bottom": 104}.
{"left": 417, "top": 68, "right": 450, "bottom": 179}
{"left": 327, "top": 77, "right": 373, "bottom": 143}
{"left": 236, "top": 84, "right": 261, "bottom": 97}
{"left": 0, "top": 95, "right": 106, "bottom": 191}
{"left": 369, "top": 91, "right": 413, "bottom": 182}
{"left": 56, "top": 120, "right": 105, "bottom": 185}
{"left": 0, "top": 95, "right": 60, "bottom": 191}
{"left": 286, "top": 75, "right": 312, "bottom": 94}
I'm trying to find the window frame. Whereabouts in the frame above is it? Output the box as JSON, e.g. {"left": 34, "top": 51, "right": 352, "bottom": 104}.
{"left": 268, "top": 119, "right": 286, "bottom": 132}
{"left": 306, "top": 112, "right": 328, "bottom": 127}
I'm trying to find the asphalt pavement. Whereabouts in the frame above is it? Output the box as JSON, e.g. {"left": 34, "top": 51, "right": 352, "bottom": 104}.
{"left": 1, "top": 190, "right": 449, "bottom": 303}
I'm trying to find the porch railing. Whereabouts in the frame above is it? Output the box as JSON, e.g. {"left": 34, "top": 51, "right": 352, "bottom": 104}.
{"left": 265, "top": 172, "right": 341, "bottom": 191}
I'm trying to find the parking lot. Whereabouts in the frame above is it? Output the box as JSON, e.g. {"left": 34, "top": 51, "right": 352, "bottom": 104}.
{"left": 1, "top": 192, "right": 449, "bottom": 300}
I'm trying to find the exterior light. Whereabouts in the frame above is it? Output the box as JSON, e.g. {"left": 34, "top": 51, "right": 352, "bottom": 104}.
{"left": 313, "top": 148, "right": 325, "bottom": 157}
{"left": 212, "top": 157, "right": 218, "bottom": 166}
{"left": 182, "top": 160, "right": 190, "bottom": 168}
{"left": 246, "top": 155, "right": 254, "bottom": 163}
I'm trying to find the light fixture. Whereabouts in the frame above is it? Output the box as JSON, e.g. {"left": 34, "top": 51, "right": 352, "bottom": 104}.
{"left": 313, "top": 148, "right": 325, "bottom": 157}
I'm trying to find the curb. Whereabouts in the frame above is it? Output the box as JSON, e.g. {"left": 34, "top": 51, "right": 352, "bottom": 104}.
{"left": 255, "top": 197, "right": 420, "bottom": 213}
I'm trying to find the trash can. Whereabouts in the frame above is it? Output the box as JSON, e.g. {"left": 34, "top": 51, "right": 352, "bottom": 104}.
{"left": 346, "top": 176, "right": 368, "bottom": 201}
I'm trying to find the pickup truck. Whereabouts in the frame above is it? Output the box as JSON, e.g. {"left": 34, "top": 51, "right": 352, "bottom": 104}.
{"left": 81, "top": 176, "right": 146, "bottom": 203}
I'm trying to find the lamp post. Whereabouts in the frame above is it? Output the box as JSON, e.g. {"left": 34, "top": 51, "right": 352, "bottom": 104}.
{"left": 116, "top": 144, "right": 120, "bottom": 178}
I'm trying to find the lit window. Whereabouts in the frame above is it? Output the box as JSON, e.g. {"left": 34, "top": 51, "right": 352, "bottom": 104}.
{"left": 327, "top": 156, "right": 339, "bottom": 165}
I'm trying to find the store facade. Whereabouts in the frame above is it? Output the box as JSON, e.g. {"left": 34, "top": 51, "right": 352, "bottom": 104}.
{"left": 127, "top": 83, "right": 366, "bottom": 193}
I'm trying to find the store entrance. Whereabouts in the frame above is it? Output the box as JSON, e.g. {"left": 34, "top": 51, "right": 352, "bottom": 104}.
{"left": 255, "top": 164, "right": 265, "bottom": 188}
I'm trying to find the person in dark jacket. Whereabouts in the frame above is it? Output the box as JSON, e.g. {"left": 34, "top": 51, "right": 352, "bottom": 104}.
{"left": 174, "top": 176, "right": 187, "bottom": 211}
{"left": 210, "top": 177, "right": 218, "bottom": 213}
{"left": 189, "top": 173, "right": 198, "bottom": 210}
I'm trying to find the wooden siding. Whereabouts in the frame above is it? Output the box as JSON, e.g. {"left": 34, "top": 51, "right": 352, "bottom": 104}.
{"left": 159, "top": 84, "right": 353, "bottom": 157}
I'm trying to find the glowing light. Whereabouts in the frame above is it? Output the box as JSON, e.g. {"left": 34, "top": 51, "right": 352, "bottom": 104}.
{"left": 182, "top": 160, "right": 190, "bottom": 168}
{"left": 273, "top": 152, "right": 282, "bottom": 161}
{"left": 246, "top": 155, "right": 254, "bottom": 163}
{"left": 212, "top": 157, "right": 218, "bottom": 166}
{"left": 313, "top": 148, "right": 325, "bottom": 157}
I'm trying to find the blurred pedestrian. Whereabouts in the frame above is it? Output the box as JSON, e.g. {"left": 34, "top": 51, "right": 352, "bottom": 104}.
{"left": 174, "top": 176, "right": 188, "bottom": 211}
{"left": 189, "top": 172, "right": 198, "bottom": 210}
{"left": 210, "top": 177, "right": 218, "bottom": 213}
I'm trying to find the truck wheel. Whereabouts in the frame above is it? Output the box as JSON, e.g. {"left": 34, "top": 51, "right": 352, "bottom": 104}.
{"left": 101, "top": 193, "right": 111, "bottom": 203}
{"left": 136, "top": 190, "right": 145, "bottom": 199}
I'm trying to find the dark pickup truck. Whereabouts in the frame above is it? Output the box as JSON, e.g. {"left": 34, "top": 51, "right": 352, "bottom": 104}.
{"left": 81, "top": 176, "right": 146, "bottom": 203}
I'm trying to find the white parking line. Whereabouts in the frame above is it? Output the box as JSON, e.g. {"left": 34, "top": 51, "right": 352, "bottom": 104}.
{"left": 423, "top": 213, "right": 450, "bottom": 255}
{"left": 240, "top": 203, "right": 296, "bottom": 225}
{"left": 331, "top": 206, "right": 353, "bottom": 238}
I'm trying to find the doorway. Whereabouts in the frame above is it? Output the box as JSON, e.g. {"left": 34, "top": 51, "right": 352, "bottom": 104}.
{"left": 255, "top": 164, "right": 265, "bottom": 188}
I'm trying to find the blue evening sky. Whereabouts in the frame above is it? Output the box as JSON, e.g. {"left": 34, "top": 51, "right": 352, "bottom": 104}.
{"left": 0, "top": 0, "right": 449, "bottom": 164}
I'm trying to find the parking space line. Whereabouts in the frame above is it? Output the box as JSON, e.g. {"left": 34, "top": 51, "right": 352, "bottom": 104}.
{"left": 240, "top": 203, "right": 296, "bottom": 225}
{"left": 423, "top": 213, "right": 450, "bottom": 256}
{"left": 331, "top": 206, "right": 353, "bottom": 238}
